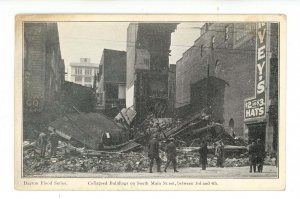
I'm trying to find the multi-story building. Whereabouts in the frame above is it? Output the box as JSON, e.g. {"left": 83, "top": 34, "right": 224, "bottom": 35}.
{"left": 23, "top": 23, "right": 65, "bottom": 138}
{"left": 69, "top": 58, "right": 99, "bottom": 88}
{"left": 126, "top": 23, "right": 178, "bottom": 122}
{"left": 96, "top": 49, "right": 127, "bottom": 117}
{"left": 175, "top": 23, "right": 279, "bottom": 153}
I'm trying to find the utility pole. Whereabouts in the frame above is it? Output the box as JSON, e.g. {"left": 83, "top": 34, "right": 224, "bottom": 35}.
{"left": 206, "top": 57, "right": 210, "bottom": 108}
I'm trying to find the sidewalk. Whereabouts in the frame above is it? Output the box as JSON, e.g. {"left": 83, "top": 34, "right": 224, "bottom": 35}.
{"left": 28, "top": 166, "right": 278, "bottom": 179}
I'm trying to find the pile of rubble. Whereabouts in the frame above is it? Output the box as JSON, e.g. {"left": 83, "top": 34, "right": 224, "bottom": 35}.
{"left": 176, "top": 151, "right": 249, "bottom": 168}
{"left": 23, "top": 150, "right": 150, "bottom": 175}
{"left": 23, "top": 147, "right": 277, "bottom": 175}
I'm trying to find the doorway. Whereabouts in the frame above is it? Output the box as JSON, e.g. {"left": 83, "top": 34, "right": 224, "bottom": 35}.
{"left": 247, "top": 122, "right": 266, "bottom": 144}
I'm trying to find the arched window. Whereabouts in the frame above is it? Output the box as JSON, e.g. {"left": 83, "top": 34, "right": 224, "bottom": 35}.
{"left": 215, "top": 59, "right": 221, "bottom": 74}
{"left": 200, "top": 44, "right": 204, "bottom": 57}
{"left": 229, "top": 118, "right": 234, "bottom": 128}
{"left": 211, "top": 36, "right": 215, "bottom": 50}
{"left": 225, "top": 25, "right": 229, "bottom": 41}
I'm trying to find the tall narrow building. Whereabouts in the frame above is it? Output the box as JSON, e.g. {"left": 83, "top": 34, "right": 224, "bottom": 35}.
{"left": 96, "top": 49, "right": 127, "bottom": 118}
{"left": 126, "top": 23, "right": 178, "bottom": 122}
{"left": 23, "top": 23, "right": 65, "bottom": 138}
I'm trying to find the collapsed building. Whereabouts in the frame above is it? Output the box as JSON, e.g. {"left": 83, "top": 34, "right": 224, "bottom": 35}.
{"left": 126, "top": 23, "right": 178, "bottom": 123}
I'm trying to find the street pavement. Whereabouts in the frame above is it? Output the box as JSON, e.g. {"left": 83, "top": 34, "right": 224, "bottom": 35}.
{"left": 30, "top": 165, "right": 278, "bottom": 178}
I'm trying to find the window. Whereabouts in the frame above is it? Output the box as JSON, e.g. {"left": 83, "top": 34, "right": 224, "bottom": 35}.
{"left": 225, "top": 26, "right": 229, "bottom": 41}
{"left": 85, "top": 69, "right": 92, "bottom": 75}
{"left": 200, "top": 45, "right": 204, "bottom": 57}
{"left": 84, "top": 77, "right": 92, "bottom": 82}
{"left": 229, "top": 118, "right": 234, "bottom": 128}
{"left": 214, "top": 59, "right": 222, "bottom": 74}
{"left": 75, "top": 76, "right": 82, "bottom": 82}
{"left": 75, "top": 68, "right": 82, "bottom": 75}
{"left": 211, "top": 36, "right": 215, "bottom": 50}
{"left": 144, "top": 58, "right": 150, "bottom": 66}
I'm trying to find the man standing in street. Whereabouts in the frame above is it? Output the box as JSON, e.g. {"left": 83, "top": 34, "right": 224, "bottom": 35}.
{"left": 38, "top": 131, "right": 48, "bottom": 158}
{"left": 148, "top": 134, "right": 162, "bottom": 173}
{"left": 248, "top": 141, "right": 257, "bottom": 173}
{"left": 199, "top": 140, "right": 208, "bottom": 170}
{"left": 256, "top": 138, "right": 266, "bottom": 173}
{"left": 49, "top": 128, "right": 59, "bottom": 157}
{"left": 164, "top": 138, "right": 179, "bottom": 173}
{"left": 215, "top": 140, "right": 225, "bottom": 168}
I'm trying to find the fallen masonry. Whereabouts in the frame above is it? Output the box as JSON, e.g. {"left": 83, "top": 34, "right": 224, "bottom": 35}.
{"left": 23, "top": 146, "right": 276, "bottom": 176}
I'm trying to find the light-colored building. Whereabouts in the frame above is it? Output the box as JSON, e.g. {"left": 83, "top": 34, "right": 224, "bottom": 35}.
{"left": 69, "top": 58, "right": 99, "bottom": 88}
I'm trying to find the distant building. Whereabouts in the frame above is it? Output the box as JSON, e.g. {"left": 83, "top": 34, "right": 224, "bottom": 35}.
{"left": 175, "top": 23, "right": 279, "bottom": 153}
{"left": 126, "top": 23, "right": 178, "bottom": 122}
{"left": 69, "top": 58, "right": 99, "bottom": 88}
{"left": 96, "top": 49, "right": 126, "bottom": 118}
{"left": 23, "top": 23, "right": 65, "bottom": 138}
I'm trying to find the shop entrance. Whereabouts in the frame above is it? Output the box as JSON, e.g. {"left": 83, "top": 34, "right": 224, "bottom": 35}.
{"left": 247, "top": 122, "right": 266, "bottom": 144}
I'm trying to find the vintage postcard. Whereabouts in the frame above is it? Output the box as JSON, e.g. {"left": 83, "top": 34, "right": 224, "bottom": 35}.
{"left": 15, "top": 14, "right": 286, "bottom": 190}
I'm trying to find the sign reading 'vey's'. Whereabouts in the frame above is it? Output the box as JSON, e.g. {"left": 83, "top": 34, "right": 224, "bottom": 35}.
{"left": 244, "top": 23, "right": 268, "bottom": 120}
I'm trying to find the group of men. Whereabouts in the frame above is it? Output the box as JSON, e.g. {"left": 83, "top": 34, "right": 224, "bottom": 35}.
{"left": 37, "top": 129, "right": 60, "bottom": 158}
{"left": 248, "top": 138, "right": 266, "bottom": 173}
{"left": 148, "top": 134, "right": 179, "bottom": 173}
{"left": 147, "top": 134, "right": 226, "bottom": 173}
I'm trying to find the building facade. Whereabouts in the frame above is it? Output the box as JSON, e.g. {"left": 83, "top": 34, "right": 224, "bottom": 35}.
{"left": 167, "top": 64, "right": 177, "bottom": 116}
{"left": 23, "top": 23, "right": 65, "bottom": 138}
{"left": 96, "top": 49, "right": 127, "bottom": 118}
{"left": 175, "top": 23, "right": 279, "bottom": 153}
{"left": 69, "top": 58, "right": 99, "bottom": 88}
{"left": 126, "top": 23, "right": 178, "bottom": 122}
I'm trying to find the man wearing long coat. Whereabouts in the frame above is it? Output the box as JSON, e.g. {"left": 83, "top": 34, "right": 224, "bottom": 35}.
{"left": 148, "top": 134, "right": 162, "bottom": 173}
{"left": 164, "top": 138, "right": 179, "bottom": 172}
{"left": 199, "top": 140, "right": 208, "bottom": 170}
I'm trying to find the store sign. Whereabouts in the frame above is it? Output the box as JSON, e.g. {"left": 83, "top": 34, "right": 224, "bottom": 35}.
{"left": 244, "top": 23, "right": 268, "bottom": 120}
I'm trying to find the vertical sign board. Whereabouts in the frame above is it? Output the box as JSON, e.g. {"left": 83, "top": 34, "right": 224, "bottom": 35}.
{"left": 244, "top": 23, "right": 269, "bottom": 120}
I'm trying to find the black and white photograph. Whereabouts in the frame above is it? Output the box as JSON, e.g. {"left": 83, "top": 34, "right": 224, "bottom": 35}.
{"left": 14, "top": 14, "right": 285, "bottom": 190}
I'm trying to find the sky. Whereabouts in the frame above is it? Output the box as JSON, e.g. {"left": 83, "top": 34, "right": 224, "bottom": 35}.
{"left": 58, "top": 22, "right": 204, "bottom": 81}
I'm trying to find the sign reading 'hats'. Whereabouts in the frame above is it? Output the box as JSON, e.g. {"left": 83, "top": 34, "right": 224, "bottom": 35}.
{"left": 244, "top": 23, "right": 268, "bottom": 120}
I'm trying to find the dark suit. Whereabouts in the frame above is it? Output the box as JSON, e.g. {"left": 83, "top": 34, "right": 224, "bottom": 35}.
{"left": 38, "top": 132, "right": 47, "bottom": 158}
{"left": 164, "top": 142, "right": 177, "bottom": 171}
{"left": 148, "top": 138, "right": 161, "bottom": 172}
{"left": 199, "top": 142, "right": 208, "bottom": 170}
{"left": 256, "top": 142, "right": 265, "bottom": 172}
{"left": 49, "top": 132, "right": 59, "bottom": 157}
{"left": 248, "top": 143, "right": 257, "bottom": 173}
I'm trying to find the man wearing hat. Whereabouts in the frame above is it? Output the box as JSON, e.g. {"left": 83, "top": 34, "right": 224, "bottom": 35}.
{"left": 248, "top": 140, "right": 257, "bottom": 173}
{"left": 256, "top": 138, "right": 266, "bottom": 172}
{"left": 164, "top": 137, "right": 179, "bottom": 172}
{"left": 49, "top": 128, "right": 60, "bottom": 157}
{"left": 148, "top": 134, "right": 162, "bottom": 173}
